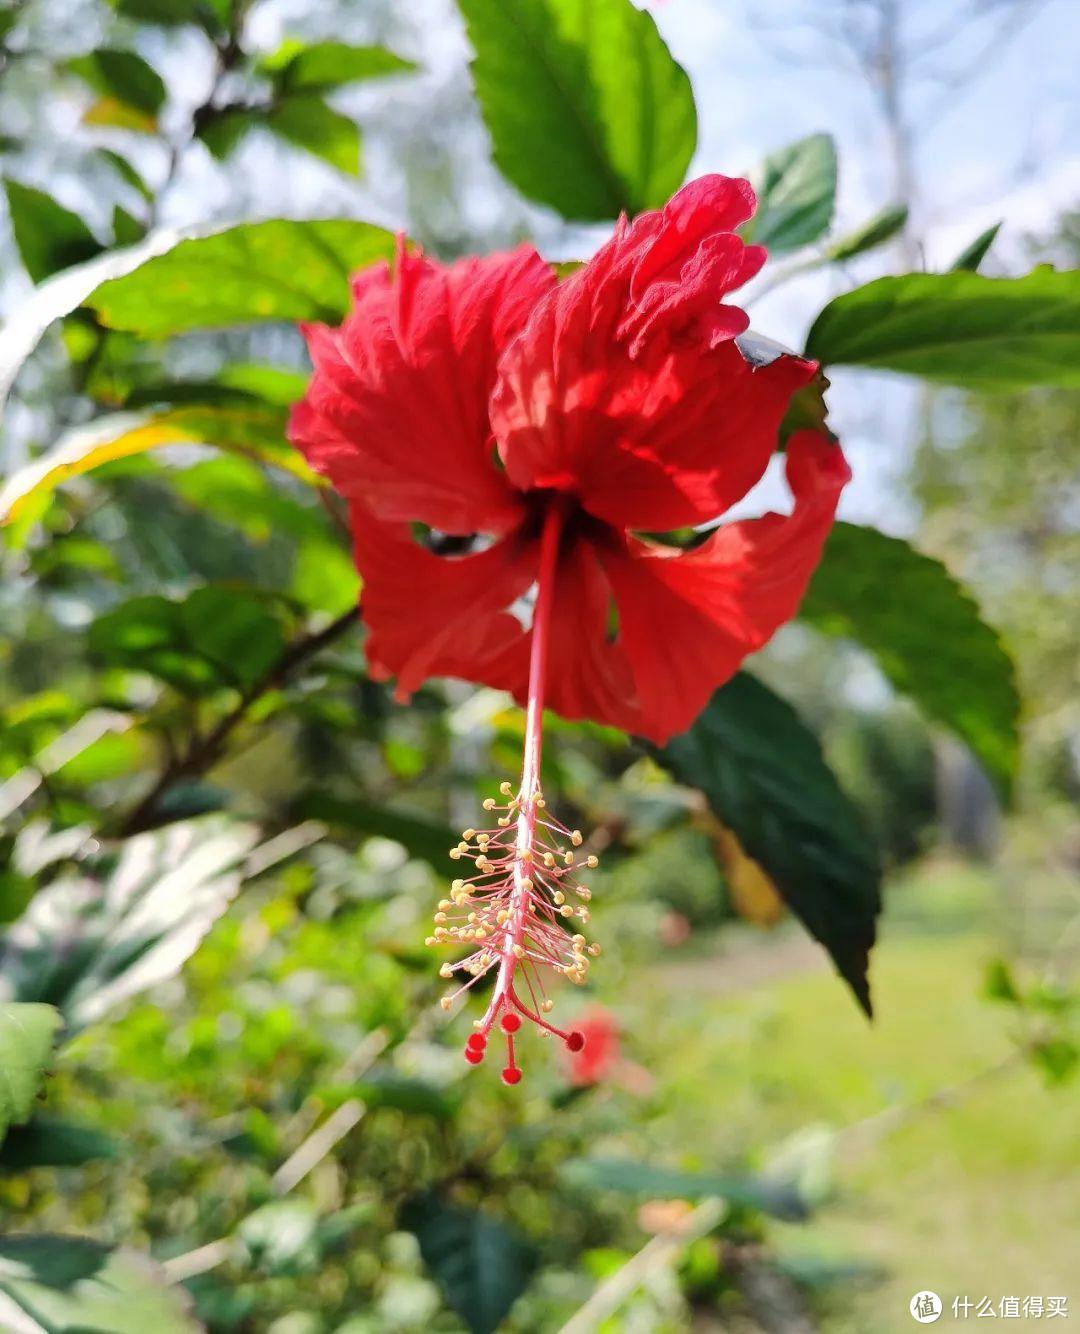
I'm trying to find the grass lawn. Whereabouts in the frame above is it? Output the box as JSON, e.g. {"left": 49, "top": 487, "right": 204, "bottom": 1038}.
{"left": 629, "top": 859, "right": 1079, "bottom": 1331}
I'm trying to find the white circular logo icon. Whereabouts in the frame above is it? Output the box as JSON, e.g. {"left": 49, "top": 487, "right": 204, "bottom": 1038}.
{"left": 910, "top": 1292, "right": 942, "bottom": 1323}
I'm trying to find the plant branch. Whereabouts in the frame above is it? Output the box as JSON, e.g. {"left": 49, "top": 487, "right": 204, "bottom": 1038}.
{"left": 115, "top": 606, "right": 359, "bottom": 838}
{"left": 558, "top": 1198, "right": 725, "bottom": 1334}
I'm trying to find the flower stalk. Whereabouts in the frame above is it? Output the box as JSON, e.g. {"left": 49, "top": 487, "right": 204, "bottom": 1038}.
{"left": 428, "top": 498, "right": 597, "bottom": 1082}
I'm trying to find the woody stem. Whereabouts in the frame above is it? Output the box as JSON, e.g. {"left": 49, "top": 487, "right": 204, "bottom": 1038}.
{"left": 489, "top": 498, "right": 567, "bottom": 1020}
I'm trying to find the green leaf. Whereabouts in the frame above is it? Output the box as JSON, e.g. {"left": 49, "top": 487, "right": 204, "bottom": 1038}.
{"left": 743, "top": 134, "right": 837, "bottom": 256}
{"left": 181, "top": 586, "right": 287, "bottom": 691}
{"left": 197, "top": 105, "right": 260, "bottom": 159}
{"left": 0, "top": 1004, "right": 62, "bottom": 1143}
{"left": 801, "top": 523, "right": 1019, "bottom": 799}
{"left": 3, "top": 180, "right": 103, "bottom": 284}
{"left": 949, "top": 221, "right": 1001, "bottom": 273}
{"left": 292, "top": 541, "right": 360, "bottom": 616}
{"left": 0, "top": 818, "right": 262, "bottom": 1030}
{"left": 109, "top": 0, "right": 225, "bottom": 36}
{"left": 2, "top": 221, "right": 301, "bottom": 412}
{"left": 199, "top": 97, "right": 363, "bottom": 175}
{"left": 983, "top": 958, "right": 1021, "bottom": 1005}
{"left": 400, "top": 1194, "right": 537, "bottom": 1334}
{"left": 561, "top": 1157, "right": 808, "bottom": 1220}
{"left": 319, "top": 1071, "right": 457, "bottom": 1119}
{"left": 0, "top": 1236, "right": 199, "bottom": 1332}
{"left": 262, "top": 40, "right": 416, "bottom": 92}
{"left": 654, "top": 674, "right": 880, "bottom": 1014}
{"left": 0, "top": 871, "right": 36, "bottom": 925}
{"left": 88, "top": 587, "right": 287, "bottom": 695}
{"left": 805, "top": 268, "right": 1080, "bottom": 390}
{"left": 67, "top": 48, "right": 166, "bottom": 118}
{"left": 0, "top": 1116, "right": 120, "bottom": 1169}
{"left": 85, "top": 218, "right": 395, "bottom": 336}
{"left": 779, "top": 367, "right": 832, "bottom": 445}
{"left": 112, "top": 204, "right": 145, "bottom": 246}
{"left": 97, "top": 147, "right": 153, "bottom": 201}
{"left": 458, "top": 0, "right": 696, "bottom": 222}
{"left": 294, "top": 792, "right": 457, "bottom": 870}
{"left": 0, "top": 405, "right": 319, "bottom": 529}
{"left": 266, "top": 96, "right": 362, "bottom": 175}
{"left": 826, "top": 203, "right": 908, "bottom": 262}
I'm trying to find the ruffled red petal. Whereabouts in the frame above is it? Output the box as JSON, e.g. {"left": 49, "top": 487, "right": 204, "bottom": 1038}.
{"left": 289, "top": 243, "right": 557, "bottom": 536}
{"left": 594, "top": 431, "right": 850, "bottom": 743}
{"left": 492, "top": 175, "right": 815, "bottom": 531}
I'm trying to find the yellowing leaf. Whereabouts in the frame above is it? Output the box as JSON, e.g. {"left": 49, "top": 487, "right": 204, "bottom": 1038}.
{"left": 0, "top": 407, "right": 322, "bottom": 528}
{"left": 83, "top": 94, "right": 158, "bottom": 133}
{"left": 707, "top": 818, "right": 785, "bottom": 927}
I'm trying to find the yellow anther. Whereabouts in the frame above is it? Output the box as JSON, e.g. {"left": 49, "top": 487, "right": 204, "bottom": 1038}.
{"left": 553, "top": 890, "right": 565, "bottom": 906}
{"left": 586, "top": 855, "right": 599, "bottom": 869}
{"left": 497, "top": 910, "right": 509, "bottom": 925}
{"left": 571, "top": 831, "right": 583, "bottom": 846}
{"left": 544, "top": 852, "right": 556, "bottom": 867}
{"left": 578, "top": 908, "right": 590, "bottom": 923}
{"left": 541, "top": 999, "right": 554, "bottom": 1013}
{"left": 438, "top": 899, "right": 451, "bottom": 911}
{"left": 500, "top": 782, "right": 513, "bottom": 796}
{"left": 434, "top": 926, "right": 447, "bottom": 938}
{"left": 588, "top": 943, "right": 602, "bottom": 956}
{"left": 434, "top": 912, "right": 447, "bottom": 924}
{"left": 576, "top": 886, "right": 592, "bottom": 901}
{"left": 425, "top": 936, "right": 437, "bottom": 947}
{"left": 449, "top": 849, "right": 461, "bottom": 860}
{"left": 451, "top": 879, "right": 465, "bottom": 892}
{"left": 521, "top": 848, "right": 532, "bottom": 861}
{"left": 457, "top": 841, "right": 469, "bottom": 854}
{"left": 521, "top": 877, "right": 533, "bottom": 891}
{"left": 536, "top": 797, "right": 546, "bottom": 809}
{"left": 572, "top": 934, "right": 586, "bottom": 946}
{"left": 462, "top": 828, "right": 476, "bottom": 840}
{"left": 440, "top": 997, "right": 453, "bottom": 1011}
{"left": 559, "top": 905, "right": 573, "bottom": 917}
{"left": 512, "top": 944, "right": 525, "bottom": 959}
{"left": 475, "top": 927, "right": 487, "bottom": 939}
{"left": 483, "top": 798, "right": 495, "bottom": 810}
{"left": 564, "top": 852, "right": 574, "bottom": 866}
{"left": 498, "top": 816, "right": 510, "bottom": 827}
{"left": 439, "top": 963, "right": 454, "bottom": 978}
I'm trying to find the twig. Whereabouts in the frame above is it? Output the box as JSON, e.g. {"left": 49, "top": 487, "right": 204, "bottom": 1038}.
{"left": 270, "top": 1100, "right": 366, "bottom": 1196}
{"left": 116, "top": 607, "right": 359, "bottom": 838}
{"left": 558, "top": 1198, "right": 725, "bottom": 1334}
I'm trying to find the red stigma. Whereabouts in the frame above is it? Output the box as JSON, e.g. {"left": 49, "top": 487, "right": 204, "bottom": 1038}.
{"left": 463, "top": 1045, "right": 484, "bottom": 1065}
{"left": 467, "top": 1032, "right": 487, "bottom": 1050}
{"left": 500, "top": 1012, "right": 521, "bottom": 1034}
{"left": 501, "top": 1066, "right": 522, "bottom": 1085}
{"left": 565, "top": 1030, "right": 586, "bottom": 1052}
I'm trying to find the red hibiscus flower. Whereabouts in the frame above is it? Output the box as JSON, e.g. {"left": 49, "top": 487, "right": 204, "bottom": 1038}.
{"left": 564, "top": 1007, "right": 621, "bottom": 1086}
{"left": 290, "top": 174, "right": 849, "bottom": 1083}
